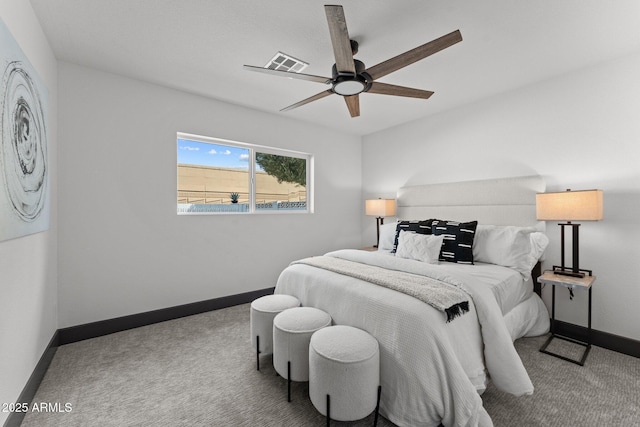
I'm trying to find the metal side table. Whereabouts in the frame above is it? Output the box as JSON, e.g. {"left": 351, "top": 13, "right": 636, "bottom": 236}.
{"left": 537, "top": 270, "right": 595, "bottom": 366}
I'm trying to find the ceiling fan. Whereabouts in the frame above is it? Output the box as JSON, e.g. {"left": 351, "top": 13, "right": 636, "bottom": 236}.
{"left": 244, "top": 5, "right": 462, "bottom": 118}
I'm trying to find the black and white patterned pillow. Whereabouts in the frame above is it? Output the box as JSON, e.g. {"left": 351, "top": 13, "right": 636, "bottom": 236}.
{"left": 392, "top": 219, "right": 436, "bottom": 253}
{"left": 431, "top": 220, "right": 478, "bottom": 264}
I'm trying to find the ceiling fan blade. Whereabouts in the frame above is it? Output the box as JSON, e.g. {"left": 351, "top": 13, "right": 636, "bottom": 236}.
{"left": 344, "top": 95, "right": 360, "bottom": 117}
{"left": 243, "top": 65, "right": 332, "bottom": 84}
{"left": 325, "top": 5, "right": 356, "bottom": 74}
{"left": 368, "top": 82, "right": 434, "bottom": 99}
{"left": 366, "top": 30, "right": 462, "bottom": 80}
{"left": 280, "top": 89, "right": 334, "bottom": 112}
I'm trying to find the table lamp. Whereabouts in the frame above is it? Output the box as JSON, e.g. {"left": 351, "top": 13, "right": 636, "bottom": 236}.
{"left": 365, "top": 199, "right": 396, "bottom": 247}
{"left": 536, "top": 189, "right": 603, "bottom": 278}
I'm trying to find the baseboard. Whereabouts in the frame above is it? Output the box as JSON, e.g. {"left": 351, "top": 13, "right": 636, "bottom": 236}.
{"left": 552, "top": 320, "right": 640, "bottom": 359}
{"left": 58, "top": 287, "right": 275, "bottom": 345}
{"left": 3, "top": 331, "right": 60, "bottom": 427}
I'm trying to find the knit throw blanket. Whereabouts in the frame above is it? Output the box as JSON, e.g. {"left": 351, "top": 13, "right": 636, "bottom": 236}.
{"left": 293, "top": 256, "right": 469, "bottom": 322}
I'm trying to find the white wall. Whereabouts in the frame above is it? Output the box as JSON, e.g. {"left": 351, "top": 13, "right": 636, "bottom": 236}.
{"left": 57, "top": 62, "right": 362, "bottom": 328}
{"left": 363, "top": 52, "right": 640, "bottom": 341}
{"left": 0, "top": 1, "right": 58, "bottom": 424}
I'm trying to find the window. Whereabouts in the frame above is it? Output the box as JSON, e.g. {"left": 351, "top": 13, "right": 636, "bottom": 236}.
{"left": 177, "top": 133, "right": 312, "bottom": 214}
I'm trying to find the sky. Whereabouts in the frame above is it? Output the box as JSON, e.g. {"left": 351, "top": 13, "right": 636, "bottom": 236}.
{"left": 177, "top": 139, "right": 249, "bottom": 169}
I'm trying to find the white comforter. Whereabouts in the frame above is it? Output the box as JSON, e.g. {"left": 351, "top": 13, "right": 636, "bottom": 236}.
{"left": 275, "top": 249, "right": 545, "bottom": 427}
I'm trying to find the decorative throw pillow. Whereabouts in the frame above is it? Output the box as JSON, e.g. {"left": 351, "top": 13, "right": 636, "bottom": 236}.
{"left": 378, "top": 221, "right": 398, "bottom": 251}
{"left": 391, "top": 219, "right": 436, "bottom": 253}
{"left": 431, "top": 220, "right": 478, "bottom": 264}
{"left": 395, "top": 231, "right": 444, "bottom": 263}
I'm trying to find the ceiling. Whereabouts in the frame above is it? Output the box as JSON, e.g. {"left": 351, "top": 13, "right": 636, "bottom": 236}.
{"left": 29, "top": 0, "right": 640, "bottom": 136}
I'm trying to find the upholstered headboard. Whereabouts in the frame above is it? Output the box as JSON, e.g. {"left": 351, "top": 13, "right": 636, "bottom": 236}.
{"left": 397, "top": 175, "right": 545, "bottom": 228}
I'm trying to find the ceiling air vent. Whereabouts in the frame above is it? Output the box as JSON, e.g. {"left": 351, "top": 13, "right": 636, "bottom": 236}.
{"left": 264, "top": 52, "right": 309, "bottom": 73}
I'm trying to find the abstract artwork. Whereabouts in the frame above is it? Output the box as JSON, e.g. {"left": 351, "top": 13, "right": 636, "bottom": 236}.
{"left": 0, "top": 18, "right": 49, "bottom": 242}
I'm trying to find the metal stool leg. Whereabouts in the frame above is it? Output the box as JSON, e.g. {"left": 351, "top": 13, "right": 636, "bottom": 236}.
{"left": 256, "top": 336, "right": 260, "bottom": 371}
{"left": 323, "top": 387, "right": 380, "bottom": 425}
{"left": 287, "top": 361, "right": 291, "bottom": 402}
{"left": 373, "top": 385, "right": 381, "bottom": 426}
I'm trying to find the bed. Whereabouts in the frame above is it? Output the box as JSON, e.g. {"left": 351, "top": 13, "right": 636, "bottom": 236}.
{"left": 274, "top": 176, "right": 551, "bottom": 427}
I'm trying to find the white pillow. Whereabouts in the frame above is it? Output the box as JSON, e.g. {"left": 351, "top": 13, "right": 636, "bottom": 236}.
{"left": 473, "top": 225, "right": 549, "bottom": 279}
{"left": 395, "top": 231, "right": 444, "bottom": 264}
{"left": 378, "top": 221, "right": 398, "bottom": 251}
{"left": 529, "top": 231, "right": 549, "bottom": 263}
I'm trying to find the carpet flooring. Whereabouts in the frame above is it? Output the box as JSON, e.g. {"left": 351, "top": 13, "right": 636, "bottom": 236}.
{"left": 20, "top": 303, "right": 639, "bottom": 426}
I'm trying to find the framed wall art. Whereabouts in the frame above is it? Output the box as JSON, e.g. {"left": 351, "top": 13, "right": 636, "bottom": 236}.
{"left": 0, "top": 18, "right": 49, "bottom": 242}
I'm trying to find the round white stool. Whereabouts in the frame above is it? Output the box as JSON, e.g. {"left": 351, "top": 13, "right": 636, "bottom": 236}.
{"left": 273, "top": 307, "right": 332, "bottom": 402}
{"left": 250, "top": 294, "right": 300, "bottom": 371}
{"left": 309, "top": 325, "right": 381, "bottom": 425}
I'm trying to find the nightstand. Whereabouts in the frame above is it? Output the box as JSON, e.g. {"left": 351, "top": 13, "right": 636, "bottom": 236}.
{"left": 537, "top": 270, "right": 595, "bottom": 366}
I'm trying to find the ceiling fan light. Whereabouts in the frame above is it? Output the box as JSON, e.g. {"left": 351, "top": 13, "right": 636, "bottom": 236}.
{"left": 333, "top": 80, "right": 365, "bottom": 96}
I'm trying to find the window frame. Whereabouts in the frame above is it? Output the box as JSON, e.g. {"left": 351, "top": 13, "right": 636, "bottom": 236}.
{"left": 177, "top": 132, "right": 314, "bottom": 215}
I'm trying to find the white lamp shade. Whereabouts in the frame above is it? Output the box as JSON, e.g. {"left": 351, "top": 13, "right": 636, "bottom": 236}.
{"left": 536, "top": 190, "right": 603, "bottom": 221}
{"left": 365, "top": 199, "right": 396, "bottom": 217}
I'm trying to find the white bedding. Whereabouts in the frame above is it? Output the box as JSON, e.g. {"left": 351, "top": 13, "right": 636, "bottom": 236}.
{"left": 275, "top": 249, "right": 549, "bottom": 427}
{"left": 377, "top": 249, "right": 533, "bottom": 315}
{"left": 437, "top": 261, "right": 533, "bottom": 315}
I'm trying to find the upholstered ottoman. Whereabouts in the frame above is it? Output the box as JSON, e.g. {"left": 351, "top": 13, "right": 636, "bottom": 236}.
{"left": 273, "top": 307, "right": 332, "bottom": 402}
{"left": 309, "top": 325, "right": 381, "bottom": 426}
{"left": 250, "top": 294, "right": 300, "bottom": 371}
